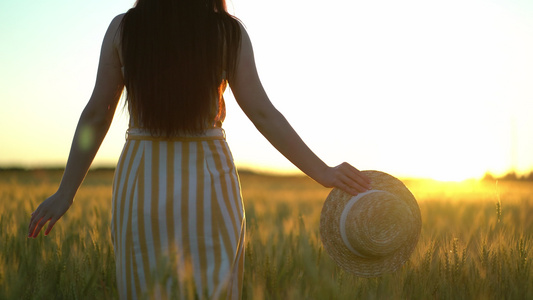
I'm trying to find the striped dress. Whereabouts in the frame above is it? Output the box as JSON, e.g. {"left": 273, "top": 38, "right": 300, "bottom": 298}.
{"left": 111, "top": 128, "right": 245, "bottom": 299}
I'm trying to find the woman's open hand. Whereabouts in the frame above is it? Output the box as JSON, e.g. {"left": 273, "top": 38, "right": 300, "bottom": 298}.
{"left": 319, "top": 162, "right": 372, "bottom": 196}
{"left": 28, "top": 192, "right": 73, "bottom": 238}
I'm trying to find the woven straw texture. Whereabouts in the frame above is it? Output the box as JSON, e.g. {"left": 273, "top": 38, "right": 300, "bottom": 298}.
{"left": 320, "top": 170, "right": 421, "bottom": 277}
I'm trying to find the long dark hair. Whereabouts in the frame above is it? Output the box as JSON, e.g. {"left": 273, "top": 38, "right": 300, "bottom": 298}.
{"left": 121, "top": 0, "right": 241, "bottom": 136}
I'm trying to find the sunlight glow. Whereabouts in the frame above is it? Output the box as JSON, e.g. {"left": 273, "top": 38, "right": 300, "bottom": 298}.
{"left": 1, "top": 0, "right": 532, "bottom": 182}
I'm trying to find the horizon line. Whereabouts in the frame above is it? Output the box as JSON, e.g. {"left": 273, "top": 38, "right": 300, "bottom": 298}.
{"left": 1, "top": 165, "right": 532, "bottom": 182}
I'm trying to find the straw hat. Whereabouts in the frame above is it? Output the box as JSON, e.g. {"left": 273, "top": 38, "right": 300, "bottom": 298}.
{"left": 320, "top": 170, "right": 421, "bottom": 277}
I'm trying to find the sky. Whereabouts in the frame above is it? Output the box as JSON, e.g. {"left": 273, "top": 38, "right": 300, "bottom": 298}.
{"left": 1, "top": 0, "right": 532, "bottom": 181}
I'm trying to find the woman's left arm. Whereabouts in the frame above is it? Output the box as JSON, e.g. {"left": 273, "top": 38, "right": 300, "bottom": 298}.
{"left": 28, "top": 15, "right": 125, "bottom": 238}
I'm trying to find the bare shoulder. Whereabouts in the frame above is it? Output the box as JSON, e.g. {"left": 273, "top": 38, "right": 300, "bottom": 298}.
{"left": 237, "top": 21, "right": 251, "bottom": 43}
{"left": 105, "top": 14, "right": 125, "bottom": 61}
{"left": 111, "top": 13, "right": 126, "bottom": 28}
{"left": 108, "top": 13, "right": 125, "bottom": 40}
{"left": 236, "top": 21, "right": 253, "bottom": 57}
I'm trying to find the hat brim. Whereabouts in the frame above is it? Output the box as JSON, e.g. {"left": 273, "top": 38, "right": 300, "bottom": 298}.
{"left": 320, "top": 170, "right": 422, "bottom": 277}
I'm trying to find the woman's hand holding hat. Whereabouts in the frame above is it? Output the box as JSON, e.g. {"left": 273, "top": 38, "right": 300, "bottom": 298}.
{"left": 319, "top": 162, "right": 372, "bottom": 196}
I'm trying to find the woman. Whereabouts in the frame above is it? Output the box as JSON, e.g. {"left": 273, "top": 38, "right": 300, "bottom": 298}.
{"left": 28, "top": 0, "right": 371, "bottom": 298}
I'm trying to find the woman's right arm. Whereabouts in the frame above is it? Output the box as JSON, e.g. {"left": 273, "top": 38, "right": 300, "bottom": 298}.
{"left": 229, "top": 25, "right": 371, "bottom": 195}
{"left": 28, "top": 15, "right": 125, "bottom": 238}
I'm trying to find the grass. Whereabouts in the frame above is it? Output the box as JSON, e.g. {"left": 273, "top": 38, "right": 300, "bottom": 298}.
{"left": 0, "top": 169, "right": 532, "bottom": 299}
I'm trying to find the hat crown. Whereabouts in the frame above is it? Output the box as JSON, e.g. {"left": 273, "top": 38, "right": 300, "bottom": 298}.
{"left": 340, "top": 190, "right": 414, "bottom": 258}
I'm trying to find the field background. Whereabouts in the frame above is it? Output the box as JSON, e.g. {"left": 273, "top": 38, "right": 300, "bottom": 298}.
{"left": 0, "top": 169, "right": 532, "bottom": 299}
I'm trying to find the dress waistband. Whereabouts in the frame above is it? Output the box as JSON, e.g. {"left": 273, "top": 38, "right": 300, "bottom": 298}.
{"left": 126, "top": 127, "right": 226, "bottom": 141}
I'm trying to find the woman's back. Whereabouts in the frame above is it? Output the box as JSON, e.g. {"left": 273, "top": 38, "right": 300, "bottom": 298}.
{"left": 120, "top": 0, "right": 241, "bottom": 136}
{"left": 111, "top": 4, "right": 246, "bottom": 298}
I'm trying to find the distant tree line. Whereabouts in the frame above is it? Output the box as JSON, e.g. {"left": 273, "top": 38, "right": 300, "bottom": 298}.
{"left": 483, "top": 171, "right": 533, "bottom": 182}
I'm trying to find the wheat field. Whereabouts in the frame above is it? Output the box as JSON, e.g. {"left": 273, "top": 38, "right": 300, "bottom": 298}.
{"left": 0, "top": 169, "right": 532, "bottom": 299}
